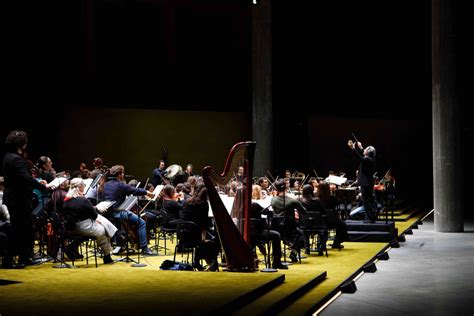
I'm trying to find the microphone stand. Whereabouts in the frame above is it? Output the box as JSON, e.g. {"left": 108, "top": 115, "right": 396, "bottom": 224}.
{"left": 260, "top": 205, "right": 277, "bottom": 273}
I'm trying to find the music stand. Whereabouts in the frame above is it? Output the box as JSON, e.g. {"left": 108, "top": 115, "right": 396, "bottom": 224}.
{"left": 260, "top": 205, "right": 277, "bottom": 272}
{"left": 335, "top": 188, "right": 357, "bottom": 220}
{"left": 131, "top": 184, "right": 163, "bottom": 266}
{"left": 53, "top": 213, "right": 78, "bottom": 269}
{"left": 85, "top": 173, "right": 103, "bottom": 205}
{"left": 113, "top": 196, "right": 140, "bottom": 265}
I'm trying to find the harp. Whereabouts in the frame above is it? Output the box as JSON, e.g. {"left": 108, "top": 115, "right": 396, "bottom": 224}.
{"left": 202, "top": 141, "right": 256, "bottom": 271}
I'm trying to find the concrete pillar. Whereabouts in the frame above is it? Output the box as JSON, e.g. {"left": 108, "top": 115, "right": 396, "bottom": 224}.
{"left": 252, "top": 0, "right": 273, "bottom": 178}
{"left": 432, "top": 0, "right": 463, "bottom": 232}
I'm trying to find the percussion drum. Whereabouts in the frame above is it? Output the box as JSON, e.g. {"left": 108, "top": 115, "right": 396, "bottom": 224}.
{"left": 165, "top": 164, "right": 183, "bottom": 179}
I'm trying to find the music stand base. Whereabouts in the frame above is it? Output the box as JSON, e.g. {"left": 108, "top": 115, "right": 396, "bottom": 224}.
{"left": 260, "top": 267, "right": 278, "bottom": 273}
{"left": 131, "top": 263, "right": 147, "bottom": 267}
{"left": 115, "top": 257, "right": 138, "bottom": 264}
{"left": 53, "top": 263, "right": 78, "bottom": 269}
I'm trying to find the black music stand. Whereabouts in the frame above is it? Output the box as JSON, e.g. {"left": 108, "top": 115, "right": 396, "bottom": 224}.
{"left": 32, "top": 195, "right": 54, "bottom": 263}
{"left": 132, "top": 197, "right": 157, "bottom": 268}
{"left": 114, "top": 196, "right": 140, "bottom": 265}
{"left": 335, "top": 188, "right": 357, "bottom": 220}
{"left": 85, "top": 173, "right": 103, "bottom": 205}
{"left": 260, "top": 206, "right": 277, "bottom": 273}
{"left": 53, "top": 213, "right": 78, "bottom": 269}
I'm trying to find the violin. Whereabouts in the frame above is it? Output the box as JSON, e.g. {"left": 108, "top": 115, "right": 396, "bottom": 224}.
{"left": 172, "top": 192, "right": 184, "bottom": 202}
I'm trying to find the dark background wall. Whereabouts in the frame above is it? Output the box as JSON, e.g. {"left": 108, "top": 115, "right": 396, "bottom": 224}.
{"left": 57, "top": 107, "right": 250, "bottom": 178}
{"left": 1, "top": 1, "right": 471, "bottom": 215}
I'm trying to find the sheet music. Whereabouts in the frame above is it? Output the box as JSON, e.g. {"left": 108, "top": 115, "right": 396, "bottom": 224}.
{"left": 83, "top": 178, "right": 93, "bottom": 194}
{"left": 96, "top": 200, "right": 114, "bottom": 212}
{"left": 48, "top": 177, "right": 68, "bottom": 188}
{"left": 208, "top": 194, "right": 272, "bottom": 217}
{"left": 325, "top": 175, "right": 347, "bottom": 186}
{"left": 117, "top": 196, "right": 138, "bottom": 211}
{"left": 150, "top": 184, "right": 164, "bottom": 201}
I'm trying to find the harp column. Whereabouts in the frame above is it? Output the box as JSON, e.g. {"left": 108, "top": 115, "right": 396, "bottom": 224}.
{"left": 252, "top": 0, "right": 273, "bottom": 177}
{"left": 432, "top": 0, "right": 463, "bottom": 232}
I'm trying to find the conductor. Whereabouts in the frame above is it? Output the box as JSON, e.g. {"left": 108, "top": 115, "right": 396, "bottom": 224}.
{"left": 347, "top": 140, "right": 377, "bottom": 223}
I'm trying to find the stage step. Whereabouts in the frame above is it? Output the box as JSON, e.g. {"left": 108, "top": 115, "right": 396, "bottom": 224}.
{"left": 347, "top": 230, "right": 398, "bottom": 242}
{"left": 345, "top": 220, "right": 398, "bottom": 242}
{"left": 233, "top": 271, "right": 327, "bottom": 316}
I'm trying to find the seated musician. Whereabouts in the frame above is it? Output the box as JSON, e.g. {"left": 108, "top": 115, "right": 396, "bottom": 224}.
{"left": 180, "top": 183, "right": 211, "bottom": 240}
{"left": 159, "top": 184, "right": 184, "bottom": 229}
{"left": 151, "top": 160, "right": 168, "bottom": 186}
{"left": 235, "top": 166, "right": 246, "bottom": 184}
{"left": 309, "top": 177, "right": 319, "bottom": 194}
{"left": 383, "top": 171, "right": 396, "bottom": 210}
{"left": 291, "top": 180, "right": 302, "bottom": 195}
{"left": 257, "top": 177, "right": 272, "bottom": 196}
{"left": 249, "top": 186, "right": 287, "bottom": 270}
{"left": 36, "top": 156, "right": 55, "bottom": 183}
{"left": 63, "top": 178, "right": 118, "bottom": 264}
{"left": 179, "top": 183, "right": 218, "bottom": 271}
{"left": 103, "top": 165, "right": 156, "bottom": 256}
{"left": 270, "top": 179, "right": 306, "bottom": 263}
{"left": 252, "top": 184, "right": 268, "bottom": 200}
{"left": 300, "top": 184, "right": 328, "bottom": 255}
{"left": 316, "top": 181, "right": 348, "bottom": 249}
{"left": 181, "top": 163, "right": 194, "bottom": 184}
{"left": 226, "top": 180, "right": 239, "bottom": 197}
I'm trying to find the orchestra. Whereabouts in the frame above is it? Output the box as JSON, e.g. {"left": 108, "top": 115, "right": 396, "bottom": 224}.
{"left": 1, "top": 131, "right": 397, "bottom": 272}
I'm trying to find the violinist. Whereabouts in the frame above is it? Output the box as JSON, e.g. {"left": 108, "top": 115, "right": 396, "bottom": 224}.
{"left": 309, "top": 177, "right": 319, "bottom": 195}
{"left": 36, "top": 156, "right": 55, "bottom": 183}
{"left": 159, "top": 184, "right": 183, "bottom": 229}
{"left": 292, "top": 180, "right": 302, "bottom": 197}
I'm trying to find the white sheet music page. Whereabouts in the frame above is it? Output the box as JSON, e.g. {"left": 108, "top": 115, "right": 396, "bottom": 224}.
{"left": 325, "top": 175, "right": 347, "bottom": 186}
{"left": 151, "top": 184, "right": 164, "bottom": 201}
{"left": 49, "top": 177, "right": 68, "bottom": 188}
{"left": 96, "top": 201, "right": 114, "bottom": 212}
{"left": 83, "top": 178, "right": 93, "bottom": 193}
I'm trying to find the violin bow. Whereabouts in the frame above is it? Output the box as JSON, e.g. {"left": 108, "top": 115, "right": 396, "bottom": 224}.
{"left": 266, "top": 170, "right": 276, "bottom": 182}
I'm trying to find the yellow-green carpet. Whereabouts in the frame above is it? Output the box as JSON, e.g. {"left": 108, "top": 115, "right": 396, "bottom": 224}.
{"left": 0, "top": 264, "right": 284, "bottom": 316}
{"left": 1, "top": 209, "right": 427, "bottom": 316}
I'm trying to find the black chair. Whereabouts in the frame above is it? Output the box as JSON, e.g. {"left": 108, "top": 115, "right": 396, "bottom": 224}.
{"left": 159, "top": 211, "right": 178, "bottom": 255}
{"left": 66, "top": 235, "right": 99, "bottom": 267}
{"left": 271, "top": 216, "right": 302, "bottom": 264}
{"left": 148, "top": 209, "right": 167, "bottom": 254}
{"left": 302, "top": 211, "right": 328, "bottom": 257}
{"left": 173, "top": 221, "right": 201, "bottom": 266}
{"left": 325, "top": 208, "right": 346, "bottom": 251}
{"left": 249, "top": 218, "right": 272, "bottom": 267}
